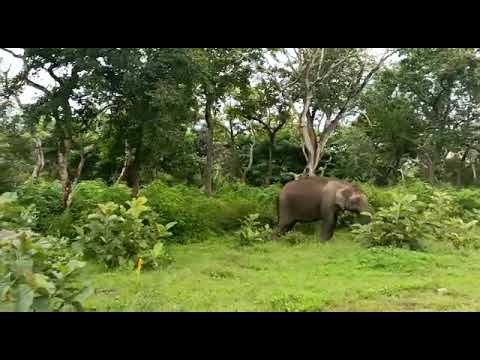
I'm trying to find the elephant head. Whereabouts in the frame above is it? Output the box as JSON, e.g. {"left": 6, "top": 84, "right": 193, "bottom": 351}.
{"left": 336, "top": 185, "right": 372, "bottom": 223}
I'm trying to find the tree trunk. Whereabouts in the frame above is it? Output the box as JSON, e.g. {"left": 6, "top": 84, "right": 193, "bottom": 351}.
{"left": 457, "top": 150, "right": 469, "bottom": 186}
{"left": 124, "top": 149, "right": 141, "bottom": 198}
{"left": 203, "top": 97, "right": 214, "bottom": 196}
{"left": 265, "top": 134, "right": 275, "bottom": 185}
{"left": 424, "top": 158, "right": 435, "bottom": 183}
{"left": 227, "top": 119, "right": 242, "bottom": 179}
{"left": 241, "top": 136, "right": 256, "bottom": 184}
{"left": 298, "top": 95, "right": 316, "bottom": 175}
{"left": 31, "top": 138, "right": 44, "bottom": 181}
{"left": 116, "top": 141, "right": 137, "bottom": 185}
{"left": 57, "top": 138, "right": 72, "bottom": 209}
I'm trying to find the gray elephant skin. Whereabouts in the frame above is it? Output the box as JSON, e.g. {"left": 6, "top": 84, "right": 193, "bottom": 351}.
{"left": 274, "top": 176, "right": 371, "bottom": 241}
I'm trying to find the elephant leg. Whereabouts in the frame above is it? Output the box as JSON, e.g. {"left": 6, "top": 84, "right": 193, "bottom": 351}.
{"left": 320, "top": 213, "right": 337, "bottom": 241}
{"left": 273, "top": 218, "right": 297, "bottom": 239}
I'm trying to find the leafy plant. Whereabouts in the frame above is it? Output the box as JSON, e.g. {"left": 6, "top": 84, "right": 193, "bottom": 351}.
{"left": 353, "top": 187, "right": 479, "bottom": 251}
{"left": 16, "top": 180, "right": 63, "bottom": 233}
{"left": 76, "top": 196, "right": 174, "bottom": 268}
{"left": 352, "top": 193, "right": 426, "bottom": 250}
{"left": 0, "top": 231, "right": 91, "bottom": 312}
{"left": 137, "top": 222, "right": 176, "bottom": 269}
{"left": 0, "top": 197, "right": 38, "bottom": 231}
{"left": 236, "top": 213, "right": 272, "bottom": 246}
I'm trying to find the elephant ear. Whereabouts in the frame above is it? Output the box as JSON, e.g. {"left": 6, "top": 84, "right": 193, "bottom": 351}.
{"left": 335, "top": 187, "right": 352, "bottom": 210}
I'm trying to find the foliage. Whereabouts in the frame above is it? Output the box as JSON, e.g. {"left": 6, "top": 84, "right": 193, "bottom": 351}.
{"left": 16, "top": 180, "right": 63, "bottom": 233}
{"left": 75, "top": 196, "right": 174, "bottom": 269}
{"left": 216, "top": 182, "right": 280, "bottom": 228}
{"left": 421, "top": 191, "right": 480, "bottom": 249}
{"left": 141, "top": 181, "right": 215, "bottom": 241}
{"left": 326, "top": 126, "right": 379, "bottom": 182}
{"left": 353, "top": 186, "right": 480, "bottom": 250}
{"left": 353, "top": 193, "right": 426, "bottom": 250}
{"left": 236, "top": 213, "right": 271, "bottom": 246}
{"left": 446, "top": 187, "right": 480, "bottom": 212}
{"left": 0, "top": 192, "right": 38, "bottom": 230}
{"left": 0, "top": 130, "right": 32, "bottom": 193}
{"left": 142, "top": 180, "right": 279, "bottom": 242}
{"left": 0, "top": 230, "right": 91, "bottom": 312}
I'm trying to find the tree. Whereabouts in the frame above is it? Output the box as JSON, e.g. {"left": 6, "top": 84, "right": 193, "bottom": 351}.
{"left": 98, "top": 48, "right": 198, "bottom": 196}
{"left": 232, "top": 70, "right": 292, "bottom": 185}
{"left": 1, "top": 48, "right": 105, "bottom": 207}
{"left": 358, "top": 68, "right": 420, "bottom": 184}
{"left": 390, "top": 48, "right": 480, "bottom": 183}
{"left": 193, "top": 48, "right": 263, "bottom": 195}
{"left": 277, "top": 48, "right": 396, "bottom": 176}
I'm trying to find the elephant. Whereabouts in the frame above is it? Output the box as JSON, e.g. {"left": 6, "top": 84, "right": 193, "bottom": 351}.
{"left": 273, "top": 175, "right": 371, "bottom": 241}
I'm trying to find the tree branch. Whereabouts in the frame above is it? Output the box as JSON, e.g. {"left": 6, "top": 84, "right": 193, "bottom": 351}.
{"left": 0, "top": 48, "right": 24, "bottom": 59}
{"left": 45, "top": 65, "right": 63, "bottom": 85}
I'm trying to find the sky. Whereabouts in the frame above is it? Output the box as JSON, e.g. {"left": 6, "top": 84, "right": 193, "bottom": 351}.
{"left": 0, "top": 48, "right": 399, "bottom": 105}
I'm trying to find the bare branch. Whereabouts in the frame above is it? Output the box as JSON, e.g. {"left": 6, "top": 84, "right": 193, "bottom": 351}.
{"left": 45, "top": 65, "right": 63, "bottom": 85}
{"left": 0, "top": 48, "right": 24, "bottom": 59}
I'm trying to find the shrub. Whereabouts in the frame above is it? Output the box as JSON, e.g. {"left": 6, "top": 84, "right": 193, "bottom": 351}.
{"left": 235, "top": 213, "right": 272, "bottom": 246}
{"left": 421, "top": 191, "right": 480, "bottom": 249}
{"left": 359, "top": 183, "right": 394, "bottom": 211}
{"left": 447, "top": 187, "right": 480, "bottom": 212}
{"left": 353, "top": 188, "right": 480, "bottom": 250}
{"left": 0, "top": 230, "right": 91, "bottom": 312}
{"left": 0, "top": 193, "right": 38, "bottom": 231}
{"left": 216, "top": 183, "right": 279, "bottom": 228}
{"left": 141, "top": 181, "right": 214, "bottom": 241}
{"left": 352, "top": 193, "right": 426, "bottom": 250}
{"left": 16, "top": 180, "right": 63, "bottom": 234}
{"left": 141, "top": 181, "right": 280, "bottom": 241}
{"left": 76, "top": 196, "right": 174, "bottom": 269}
{"left": 69, "top": 180, "right": 131, "bottom": 222}
{"left": 15, "top": 180, "right": 131, "bottom": 237}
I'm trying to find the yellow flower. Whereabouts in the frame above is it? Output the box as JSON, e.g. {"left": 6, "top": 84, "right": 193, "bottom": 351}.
{"left": 135, "top": 258, "right": 144, "bottom": 273}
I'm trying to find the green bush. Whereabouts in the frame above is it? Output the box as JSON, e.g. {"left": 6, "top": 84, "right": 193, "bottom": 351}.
{"left": 353, "top": 193, "right": 427, "bottom": 250}
{"left": 446, "top": 187, "right": 480, "bottom": 212}
{"left": 359, "top": 183, "right": 394, "bottom": 211}
{"left": 216, "top": 183, "right": 280, "bottom": 229}
{"left": 16, "top": 181, "right": 63, "bottom": 234}
{"left": 76, "top": 196, "right": 174, "bottom": 269}
{"left": 235, "top": 213, "right": 272, "bottom": 246}
{"left": 0, "top": 230, "right": 91, "bottom": 312}
{"left": 15, "top": 180, "right": 131, "bottom": 237}
{"left": 0, "top": 193, "right": 38, "bottom": 231}
{"left": 69, "top": 180, "right": 131, "bottom": 221}
{"left": 421, "top": 190, "right": 480, "bottom": 249}
{"left": 141, "top": 181, "right": 215, "bottom": 241}
{"left": 353, "top": 187, "right": 480, "bottom": 251}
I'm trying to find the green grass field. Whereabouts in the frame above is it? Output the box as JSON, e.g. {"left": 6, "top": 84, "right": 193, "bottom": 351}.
{"left": 83, "top": 230, "right": 480, "bottom": 312}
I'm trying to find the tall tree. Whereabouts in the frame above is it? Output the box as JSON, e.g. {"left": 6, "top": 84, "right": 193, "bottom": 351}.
{"left": 388, "top": 48, "right": 480, "bottom": 183}
{"left": 358, "top": 68, "right": 420, "bottom": 184}
{"left": 276, "top": 48, "right": 396, "bottom": 176}
{"left": 1, "top": 48, "right": 105, "bottom": 207}
{"left": 98, "top": 48, "right": 197, "bottom": 196}
{"left": 232, "top": 71, "right": 291, "bottom": 184}
{"left": 193, "top": 48, "right": 263, "bottom": 195}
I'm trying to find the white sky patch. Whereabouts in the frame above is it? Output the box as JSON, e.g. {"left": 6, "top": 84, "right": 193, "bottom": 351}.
{"left": 1, "top": 48, "right": 401, "bottom": 107}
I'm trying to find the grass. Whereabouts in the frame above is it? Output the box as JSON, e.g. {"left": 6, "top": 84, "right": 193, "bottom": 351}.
{"left": 82, "top": 229, "right": 480, "bottom": 312}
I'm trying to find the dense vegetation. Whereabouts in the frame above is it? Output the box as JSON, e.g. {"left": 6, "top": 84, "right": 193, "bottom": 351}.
{"left": 1, "top": 48, "right": 480, "bottom": 311}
